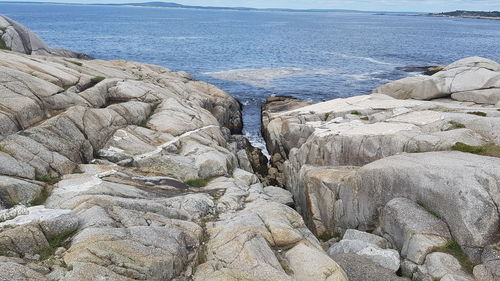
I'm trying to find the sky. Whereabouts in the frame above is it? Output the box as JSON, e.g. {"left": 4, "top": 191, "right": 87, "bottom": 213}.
{"left": 1, "top": 0, "right": 499, "bottom": 12}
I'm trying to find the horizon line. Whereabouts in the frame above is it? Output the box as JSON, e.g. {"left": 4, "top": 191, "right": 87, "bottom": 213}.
{"left": 0, "top": 1, "right": 468, "bottom": 14}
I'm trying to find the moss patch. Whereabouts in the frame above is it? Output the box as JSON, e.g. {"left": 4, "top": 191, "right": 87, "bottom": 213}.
{"left": 36, "top": 175, "right": 60, "bottom": 184}
{"left": 39, "top": 231, "right": 75, "bottom": 260}
{"left": 451, "top": 142, "right": 500, "bottom": 157}
{"left": 351, "top": 110, "right": 362, "bottom": 115}
{"left": 90, "top": 76, "right": 105, "bottom": 84}
{"left": 433, "top": 240, "right": 475, "bottom": 273}
{"left": 448, "top": 121, "right": 465, "bottom": 130}
{"left": 360, "top": 116, "right": 369, "bottom": 121}
{"left": 184, "top": 179, "right": 209, "bottom": 187}
{"left": 64, "top": 59, "right": 83, "bottom": 67}
{"left": 29, "top": 187, "right": 50, "bottom": 206}
{"left": 452, "top": 142, "right": 486, "bottom": 153}
{"left": 317, "top": 232, "right": 342, "bottom": 242}
{"left": 0, "top": 38, "right": 11, "bottom": 51}
{"left": 139, "top": 119, "right": 149, "bottom": 128}
{"left": 417, "top": 202, "right": 440, "bottom": 218}
{"left": 467, "top": 111, "right": 487, "bottom": 117}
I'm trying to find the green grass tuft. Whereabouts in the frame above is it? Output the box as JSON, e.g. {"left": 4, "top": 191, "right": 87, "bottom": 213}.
{"left": 351, "top": 110, "right": 362, "bottom": 115}
{"left": 64, "top": 59, "right": 83, "bottom": 66}
{"left": 434, "top": 240, "right": 475, "bottom": 273}
{"left": 451, "top": 142, "right": 500, "bottom": 158}
{"left": 139, "top": 119, "right": 149, "bottom": 128}
{"left": 29, "top": 187, "right": 50, "bottom": 206}
{"left": 36, "top": 175, "right": 60, "bottom": 184}
{"left": 90, "top": 76, "right": 105, "bottom": 84}
{"left": 467, "top": 111, "right": 487, "bottom": 117}
{"left": 417, "top": 202, "right": 440, "bottom": 218}
{"left": 184, "top": 179, "right": 209, "bottom": 187}
{"left": 39, "top": 231, "right": 75, "bottom": 260}
{"left": 452, "top": 142, "right": 486, "bottom": 154}
{"left": 448, "top": 121, "right": 465, "bottom": 129}
{"left": 317, "top": 232, "right": 342, "bottom": 242}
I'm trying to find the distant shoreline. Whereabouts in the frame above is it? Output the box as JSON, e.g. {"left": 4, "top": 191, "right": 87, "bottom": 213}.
{"left": 425, "top": 11, "right": 500, "bottom": 21}
{"left": 425, "top": 14, "right": 500, "bottom": 21}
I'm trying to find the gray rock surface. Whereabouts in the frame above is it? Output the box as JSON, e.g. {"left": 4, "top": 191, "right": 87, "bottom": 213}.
{"left": 377, "top": 198, "right": 451, "bottom": 264}
{"left": 331, "top": 253, "right": 409, "bottom": 281}
{"left": 0, "top": 29, "right": 344, "bottom": 281}
{"left": 374, "top": 56, "right": 500, "bottom": 103}
{"left": 262, "top": 56, "right": 500, "bottom": 270}
{"left": 0, "top": 15, "right": 90, "bottom": 59}
{"left": 413, "top": 252, "right": 474, "bottom": 281}
{"left": 328, "top": 239, "right": 400, "bottom": 272}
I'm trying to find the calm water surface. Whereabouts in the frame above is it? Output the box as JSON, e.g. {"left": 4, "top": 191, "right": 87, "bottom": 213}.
{"left": 1, "top": 3, "right": 500, "bottom": 151}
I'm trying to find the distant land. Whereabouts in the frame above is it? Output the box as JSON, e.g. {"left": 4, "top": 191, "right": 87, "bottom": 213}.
{"left": 105, "top": 2, "right": 403, "bottom": 13}
{"left": 0, "top": 1, "right": 422, "bottom": 14}
{"left": 427, "top": 10, "right": 500, "bottom": 20}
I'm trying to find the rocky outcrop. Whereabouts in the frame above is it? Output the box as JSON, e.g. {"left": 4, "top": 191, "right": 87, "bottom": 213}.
{"left": 373, "top": 57, "right": 500, "bottom": 104}
{"left": 0, "top": 15, "right": 91, "bottom": 59}
{"left": 262, "top": 57, "right": 500, "bottom": 280}
{"left": 0, "top": 44, "right": 347, "bottom": 280}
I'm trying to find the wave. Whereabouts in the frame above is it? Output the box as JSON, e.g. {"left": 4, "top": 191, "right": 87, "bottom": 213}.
{"left": 202, "top": 67, "right": 335, "bottom": 87}
{"left": 158, "top": 36, "right": 206, "bottom": 40}
{"left": 342, "top": 70, "right": 392, "bottom": 82}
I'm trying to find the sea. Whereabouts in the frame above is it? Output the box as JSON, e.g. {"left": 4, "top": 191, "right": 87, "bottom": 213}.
{"left": 1, "top": 2, "right": 500, "bottom": 152}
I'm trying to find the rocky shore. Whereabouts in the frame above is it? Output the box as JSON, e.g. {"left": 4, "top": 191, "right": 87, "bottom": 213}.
{"left": 262, "top": 56, "right": 500, "bottom": 281}
{"left": 0, "top": 15, "right": 350, "bottom": 281}
{"left": 0, "top": 15, "right": 498, "bottom": 281}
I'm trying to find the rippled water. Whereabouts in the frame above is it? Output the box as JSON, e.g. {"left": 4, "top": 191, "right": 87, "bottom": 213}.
{"left": 2, "top": 3, "right": 500, "bottom": 151}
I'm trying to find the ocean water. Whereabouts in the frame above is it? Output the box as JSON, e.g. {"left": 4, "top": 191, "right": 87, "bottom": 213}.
{"left": 1, "top": 3, "right": 500, "bottom": 152}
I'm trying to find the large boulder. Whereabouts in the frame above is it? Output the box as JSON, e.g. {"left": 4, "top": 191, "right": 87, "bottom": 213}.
{"left": 0, "top": 15, "right": 91, "bottom": 59}
{"left": 331, "top": 253, "right": 409, "bottom": 281}
{"left": 373, "top": 57, "right": 500, "bottom": 103}
{"left": 376, "top": 198, "right": 451, "bottom": 264}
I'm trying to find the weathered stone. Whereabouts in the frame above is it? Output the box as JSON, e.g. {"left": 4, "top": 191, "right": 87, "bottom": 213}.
{"left": 328, "top": 239, "right": 400, "bottom": 271}
{"left": 286, "top": 242, "right": 348, "bottom": 281}
{"left": 263, "top": 186, "right": 294, "bottom": 206}
{"left": 415, "top": 252, "right": 474, "bottom": 281}
{"left": 374, "top": 57, "right": 500, "bottom": 100}
{"left": 0, "top": 177, "right": 43, "bottom": 208}
{"left": 331, "top": 253, "right": 409, "bottom": 281}
{"left": 377, "top": 198, "right": 451, "bottom": 264}
{"left": 0, "top": 15, "right": 90, "bottom": 59}
{"left": 0, "top": 262, "right": 48, "bottom": 281}
{"left": 342, "top": 229, "right": 390, "bottom": 249}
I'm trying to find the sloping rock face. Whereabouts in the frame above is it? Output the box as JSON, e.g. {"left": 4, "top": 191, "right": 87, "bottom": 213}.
{"left": 0, "top": 47, "right": 348, "bottom": 281}
{"left": 0, "top": 15, "right": 91, "bottom": 59}
{"left": 262, "top": 57, "right": 500, "bottom": 280}
{"left": 373, "top": 56, "right": 500, "bottom": 105}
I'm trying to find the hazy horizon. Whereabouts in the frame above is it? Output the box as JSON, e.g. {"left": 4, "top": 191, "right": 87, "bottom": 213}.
{"left": 0, "top": 0, "right": 499, "bottom": 13}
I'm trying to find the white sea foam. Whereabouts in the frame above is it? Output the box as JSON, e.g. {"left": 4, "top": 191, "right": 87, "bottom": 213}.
{"left": 203, "top": 67, "right": 335, "bottom": 87}
{"left": 327, "top": 51, "right": 396, "bottom": 66}
{"left": 343, "top": 70, "right": 389, "bottom": 82}
{"left": 244, "top": 131, "right": 270, "bottom": 159}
